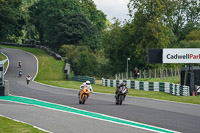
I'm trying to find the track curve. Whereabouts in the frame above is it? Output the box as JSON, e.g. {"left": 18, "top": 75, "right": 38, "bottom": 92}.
{"left": 0, "top": 47, "right": 200, "bottom": 133}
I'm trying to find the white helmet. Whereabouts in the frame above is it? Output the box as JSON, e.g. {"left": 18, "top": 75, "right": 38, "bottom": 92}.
{"left": 86, "top": 80, "right": 90, "bottom": 85}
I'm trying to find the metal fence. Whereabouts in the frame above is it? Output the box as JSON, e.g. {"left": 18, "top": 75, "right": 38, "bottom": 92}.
{"left": 115, "top": 67, "right": 180, "bottom": 79}
{"left": 72, "top": 75, "right": 95, "bottom": 84}
{"left": 102, "top": 79, "right": 190, "bottom": 96}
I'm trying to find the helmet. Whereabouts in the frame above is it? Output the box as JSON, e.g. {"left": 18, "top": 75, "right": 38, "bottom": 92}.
{"left": 121, "top": 82, "right": 126, "bottom": 86}
{"left": 82, "top": 83, "right": 86, "bottom": 86}
{"left": 86, "top": 80, "right": 90, "bottom": 85}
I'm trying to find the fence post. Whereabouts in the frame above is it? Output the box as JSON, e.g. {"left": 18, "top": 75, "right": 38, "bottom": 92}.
{"left": 149, "top": 69, "right": 151, "bottom": 78}
{"left": 130, "top": 71, "right": 132, "bottom": 79}
{"left": 166, "top": 68, "right": 168, "bottom": 77}
{"left": 177, "top": 67, "right": 180, "bottom": 76}
{"left": 171, "top": 68, "right": 173, "bottom": 77}
{"left": 160, "top": 68, "right": 162, "bottom": 78}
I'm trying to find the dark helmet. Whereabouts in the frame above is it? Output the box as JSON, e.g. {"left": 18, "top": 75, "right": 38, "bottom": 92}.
{"left": 121, "top": 82, "right": 126, "bottom": 86}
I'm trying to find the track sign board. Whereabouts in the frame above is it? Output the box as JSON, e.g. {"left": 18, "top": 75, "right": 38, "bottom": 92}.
{"left": 163, "top": 48, "right": 200, "bottom": 63}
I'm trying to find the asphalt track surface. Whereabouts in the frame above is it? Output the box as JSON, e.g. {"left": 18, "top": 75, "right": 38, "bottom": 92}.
{"left": 0, "top": 48, "right": 200, "bottom": 133}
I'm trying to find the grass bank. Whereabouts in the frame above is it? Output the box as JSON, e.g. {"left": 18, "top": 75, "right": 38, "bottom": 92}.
{"left": 134, "top": 77, "right": 180, "bottom": 84}
{"left": 0, "top": 45, "right": 65, "bottom": 81}
{"left": 1, "top": 45, "right": 200, "bottom": 105}
{"left": 0, "top": 45, "right": 199, "bottom": 133}
{"left": 0, "top": 116, "right": 46, "bottom": 133}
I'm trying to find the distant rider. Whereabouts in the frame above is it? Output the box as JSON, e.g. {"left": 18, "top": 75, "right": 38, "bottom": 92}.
{"left": 78, "top": 80, "right": 93, "bottom": 98}
{"left": 19, "top": 70, "right": 22, "bottom": 77}
{"left": 18, "top": 61, "right": 22, "bottom": 68}
{"left": 26, "top": 75, "right": 32, "bottom": 84}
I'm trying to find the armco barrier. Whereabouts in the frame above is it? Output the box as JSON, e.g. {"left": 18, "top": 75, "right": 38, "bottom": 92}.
{"left": 72, "top": 75, "right": 95, "bottom": 84}
{"left": 102, "top": 79, "right": 190, "bottom": 96}
{"left": 0, "top": 42, "right": 62, "bottom": 60}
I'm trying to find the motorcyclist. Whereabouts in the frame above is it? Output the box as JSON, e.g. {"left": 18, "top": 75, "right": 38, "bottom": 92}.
{"left": 19, "top": 70, "right": 22, "bottom": 77}
{"left": 18, "top": 61, "right": 22, "bottom": 68}
{"left": 26, "top": 75, "right": 32, "bottom": 84}
{"left": 78, "top": 80, "right": 93, "bottom": 98}
{"left": 115, "top": 82, "right": 128, "bottom": 100}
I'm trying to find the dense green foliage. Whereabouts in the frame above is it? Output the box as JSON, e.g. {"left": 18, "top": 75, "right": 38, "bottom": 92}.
{"left": 0, "top": 0, "right": 25, "bottom": 41}
{"left": 60, "top": 45, "right": 108, "bottom": 77}
{"left": 55, "top": 14, "right": 99, "bottom": 50}
{"left": 29, "top": 0, "right": 82, "bottom": 46}
{"left": 1, "top": 0, "right": 200, "bottom": 77}
{"left": 101, "top": 0, "right": 200, "bottom": 75}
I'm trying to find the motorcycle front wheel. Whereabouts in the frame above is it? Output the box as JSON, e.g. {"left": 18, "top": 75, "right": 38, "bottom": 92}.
{"left": 82, "top": 95, "right": 87, "bottom": 104}
{"left": 119, "top": 95, "right": 124, "bottom": 105}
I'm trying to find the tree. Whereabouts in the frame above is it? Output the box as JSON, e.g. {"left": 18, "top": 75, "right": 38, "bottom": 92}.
{"left": 164, "top": 0, "right": 200, "bottom": 42}
{"left": 55, "top": 14, "right": 99, "bottom": 50}
{"left": 179, "top": 29, "right": 200, "bottom": 48}
{"left": 128, "top": 0, "right": 171, "bottom": 68}
{"left": 103, "top": 20, "right": 135, "bottom": 74}
{"left": 59, "top": 45, "right": 98, "bottom": 76}
{"left": 29, "top": 0, "right": 82, "bottom": 46}
{"left": 80, "top": 0, "right": 107, "bottom": 32}
{"left": 0, "top": 0, "right": 25, "bottom": 41}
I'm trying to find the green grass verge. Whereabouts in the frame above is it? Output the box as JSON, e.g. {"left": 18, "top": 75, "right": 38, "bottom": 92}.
{"left": 0, "top": 45, "right": 65, "bottom": 81}
{"left": 134, "top": 77, "right": 180, "bottom": 84}
{"left": 40, "top": 80, "right": 200, "bottom": 105}
{"left": 1, "top": 45, "right": 200, "bottom": 105}
{"left": 0, "top": 45, "right": 199, "bottom": 133}
{"left": 0, "top": 116, "right": 46, "bottom": 133}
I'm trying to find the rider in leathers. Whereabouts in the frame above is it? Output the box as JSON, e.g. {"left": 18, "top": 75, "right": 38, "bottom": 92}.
{"left": 78, "top": 80, "right": 93, "bottom": 98}
{"left": 115, "top": 82, "right": 128, "bottom": 100}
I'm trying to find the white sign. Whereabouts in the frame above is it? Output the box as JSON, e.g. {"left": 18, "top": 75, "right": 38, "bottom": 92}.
{"left": 163, "top": 48, "right": 200, "bottom": 63}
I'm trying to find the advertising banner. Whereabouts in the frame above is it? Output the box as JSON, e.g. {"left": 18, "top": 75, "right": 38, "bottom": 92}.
{"left": 163, "top": 48, "right": 200, "bottom": 63}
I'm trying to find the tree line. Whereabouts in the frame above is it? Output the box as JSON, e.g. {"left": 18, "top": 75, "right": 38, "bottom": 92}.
{"left": 1, "top": 0, "right": 200, "bottom": 78}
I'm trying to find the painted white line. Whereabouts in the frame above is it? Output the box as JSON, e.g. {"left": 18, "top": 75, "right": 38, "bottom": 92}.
{"left": 0, "top": 96, "right": 180, "bottom": 133}
{"left": 21, "top": 50, "right": 200, "bottom": 106}
{"left": 3, "top": 48, "right": 200, "bottom": 107}
{"left": 0, "top": 114, "right": 51, "bottom": 133}
{"left": 25, "top": 51, "right": 38, "bottom": 81}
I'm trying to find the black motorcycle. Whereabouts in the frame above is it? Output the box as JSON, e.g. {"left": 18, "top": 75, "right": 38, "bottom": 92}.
{"left": 115, "top": 86, "right": 128, "bottom": 105}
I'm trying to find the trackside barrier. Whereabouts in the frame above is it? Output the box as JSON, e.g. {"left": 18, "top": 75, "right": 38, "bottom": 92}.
{"left": 0, "top": 42, "right": 62, "bottom": 60}
{"left": 72, "top": 75, "right": 95, "bottom": 84}
{"left": 102, "top": 79, "right": 190, "bottom": 96}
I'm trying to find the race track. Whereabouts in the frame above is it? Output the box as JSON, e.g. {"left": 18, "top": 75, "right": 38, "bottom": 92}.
{"left": 0, "top": 47, "right": 200, "bottom": 133}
